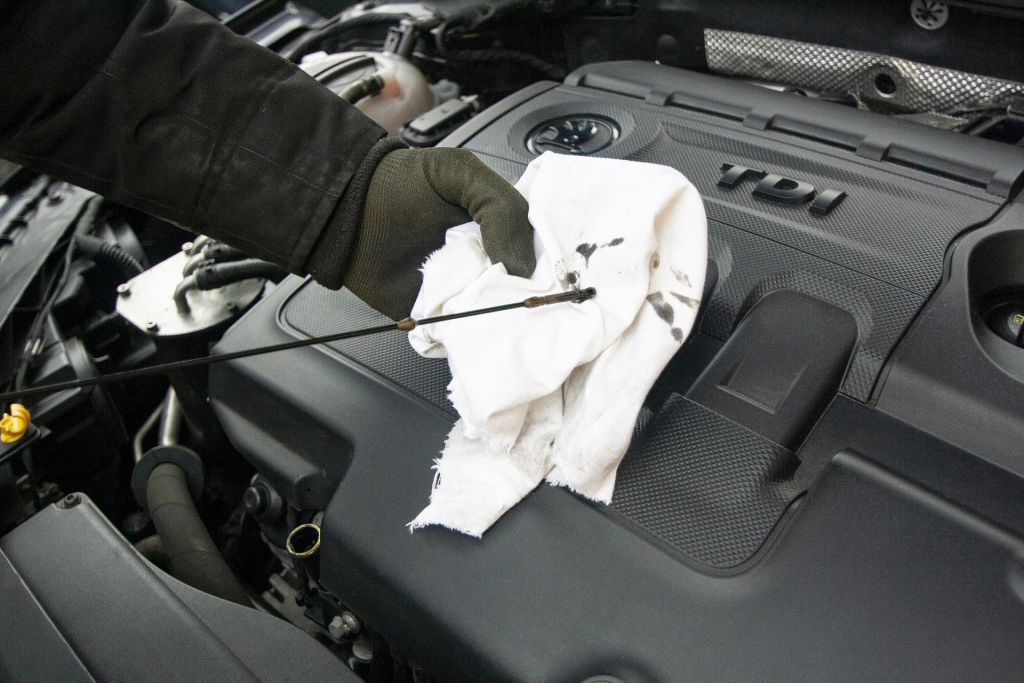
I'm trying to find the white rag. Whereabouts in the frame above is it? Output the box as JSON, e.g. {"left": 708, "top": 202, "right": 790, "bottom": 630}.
{"left": 407, "top": 152, "right": 707, "bottom": 536}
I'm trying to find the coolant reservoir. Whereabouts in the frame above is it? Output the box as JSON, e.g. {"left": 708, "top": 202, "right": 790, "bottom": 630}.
{"left": 300, "top": 51, "right": 434, "bottom": 135}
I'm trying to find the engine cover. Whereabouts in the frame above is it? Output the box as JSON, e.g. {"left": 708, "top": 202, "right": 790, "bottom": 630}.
{"left": 211, "top": 63, "right": 1024, "bottom": 682}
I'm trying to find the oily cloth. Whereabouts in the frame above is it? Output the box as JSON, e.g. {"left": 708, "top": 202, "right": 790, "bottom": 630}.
{"left": 407, "top": 152, "right": 707, "bottom": 536}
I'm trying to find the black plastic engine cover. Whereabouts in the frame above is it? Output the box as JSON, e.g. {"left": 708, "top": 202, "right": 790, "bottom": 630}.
{"left": 210, "top": 63, "right": 1024, "bottom": 682}
{"left": 451, "top": 63, "right": 1016, "bottom": 403}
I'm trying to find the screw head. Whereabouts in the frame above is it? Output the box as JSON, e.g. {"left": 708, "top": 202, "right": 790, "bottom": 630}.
{"left": 117, "top": 283, "right": 131, "bottom": 295}
{"left": 62, "top": 493, "right": 81, "bottom": 508}
{"left": 144, "top": 321, "right": 159, "bottom": 332}
{"left": 181, "top": 241, "right": 194, "bottom": 253}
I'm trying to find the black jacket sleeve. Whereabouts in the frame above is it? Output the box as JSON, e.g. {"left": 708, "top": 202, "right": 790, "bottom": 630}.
{"left": 0, "top": 0, "right": 389, "bottom": 283}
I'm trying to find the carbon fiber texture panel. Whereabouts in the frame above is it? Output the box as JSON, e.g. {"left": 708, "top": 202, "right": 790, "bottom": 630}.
{"left": 705, "top": 29, "right": 1024, "bottom": 116}
{"left": 702, "top": 223, "right": 923, "bottom": 401}
{"left": 464, "top": 86, "right": 997, "bottom": 296}
{"left": 463, "top": 83, "right": 1003, "bottom": 398}
{"left": 630, "top": 121, "right": 986, "bottom": 296}
{"left": 282, "top": 283, "right": 456, "bottom": 416}
{"left": 612, "top": 394, "right": 801, "bottom": 569}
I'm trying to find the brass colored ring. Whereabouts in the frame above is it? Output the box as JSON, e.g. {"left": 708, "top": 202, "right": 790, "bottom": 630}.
{"left": 286, "top": 523, "right": 321, "bottom": 559}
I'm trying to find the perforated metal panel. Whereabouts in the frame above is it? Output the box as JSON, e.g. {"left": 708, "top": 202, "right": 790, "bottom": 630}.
{"left": 705, "top": 29, "right": 1024, "bottom": 115}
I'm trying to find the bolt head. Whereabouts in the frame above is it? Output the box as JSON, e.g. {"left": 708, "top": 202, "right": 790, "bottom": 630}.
{"left": 328, "top": 611, "right": 361, "bottom": 639}
{"left": 181, "top": 241, "right": 194, "bottom": 253}
{"left": 62, "top": 493, "right": 81, "bottom": 508}
{"left": 144, "top": 321, "right": 159, "bottom": 332}
{"left": 224, "top": 301, "right": 237, "bottom": 312}
{"left": 117, "top": 283, "right": 131, "bottom": 295}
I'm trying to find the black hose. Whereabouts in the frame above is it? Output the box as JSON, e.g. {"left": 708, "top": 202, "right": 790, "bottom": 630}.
{"left": 194, "top": 259, "right": 289, "bottom": 290}
{"left": 202, "top": 243, "right": 248, "bottom": 263}
{"left": 75, "top": 234, "right": 144, "bottom": 280}
{"left": 146, "top": 463, "right": 250, "bottom": 606}
{"left": 134, "top": 534, "right": 170, "bottom": 569}
{"left": 339, "top": 71, "right": 388, "bottom": 105}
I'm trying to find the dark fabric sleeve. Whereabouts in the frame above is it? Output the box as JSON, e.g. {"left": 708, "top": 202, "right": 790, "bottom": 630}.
{"left": 0, "top": 0, "right": 387, "bottom": 276}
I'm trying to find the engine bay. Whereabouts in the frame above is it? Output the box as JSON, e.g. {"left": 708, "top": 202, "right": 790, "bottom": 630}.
{"left": 3, "top": 2, "right": 1024, "bottom": 681}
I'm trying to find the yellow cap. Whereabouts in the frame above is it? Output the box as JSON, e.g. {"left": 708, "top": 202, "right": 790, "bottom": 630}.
{"left": 1, "top": 404, "right": 31, "bottom": 443}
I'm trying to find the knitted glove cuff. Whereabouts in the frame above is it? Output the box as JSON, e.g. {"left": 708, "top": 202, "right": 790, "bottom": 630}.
{"left": 302, "top": 136, "right": 408, "bottom": 289}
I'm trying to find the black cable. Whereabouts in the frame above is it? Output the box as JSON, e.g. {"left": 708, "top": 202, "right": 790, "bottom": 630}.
{"left": 0, "top": 288, "right": 596, "bottom": 404}
{"left": 75, "top": 234, "right": 144, "bottom": 279}
{"left": 8, "top": 197, "right": 102, "bottom": 404}
{"left": 14, "top": 233, "right": 77, "bottom": 388}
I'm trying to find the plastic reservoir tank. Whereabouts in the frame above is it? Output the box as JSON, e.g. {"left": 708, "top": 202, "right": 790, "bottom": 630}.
{"left": 300, "top": 50, "right": 434, "bottom": 135}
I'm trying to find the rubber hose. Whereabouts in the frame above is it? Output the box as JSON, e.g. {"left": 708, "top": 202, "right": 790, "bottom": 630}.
{"left": 203, "top": 244, "right": 248, "bottom": 263}
{"left": 134, "top": 534, "right": 170, "bottom": 569}
{"left": 182, "top": 254, "right": 213, "bottom": 277}
{"left": 76, "top": 234, "right": 144, "bottom": 279}
{"left": 186, "top": 235, "right": 213, "bottom": 256}
{"left": 194, "top": 259, "right": 288, "bottom": 290}
{"left": 340, "top": 72, "right": 387, "bottom": 104}
{"left": 146, "top": 463, "right": 250, "bottom": 606}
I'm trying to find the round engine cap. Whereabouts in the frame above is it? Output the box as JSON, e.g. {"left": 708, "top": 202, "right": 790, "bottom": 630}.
{"left": 910, "top": 0, "right": 949, "bottom": 30}
{"left": 526, "top": 116, "right": 620, "bottom": 156}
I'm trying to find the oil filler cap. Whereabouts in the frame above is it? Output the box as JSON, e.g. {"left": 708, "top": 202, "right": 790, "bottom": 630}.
{"left": 984, "top": 299, "right": 1024, "bottom": 348}
{"left": 526, "top": 116, "right": 619, "bottom": 156}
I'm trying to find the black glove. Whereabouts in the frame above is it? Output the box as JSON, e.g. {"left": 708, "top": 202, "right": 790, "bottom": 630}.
{"left": 341, "top": 147, "right": 536, "bottom": 320}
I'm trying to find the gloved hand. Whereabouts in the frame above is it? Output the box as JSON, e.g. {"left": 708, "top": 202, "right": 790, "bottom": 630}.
{"left": 343, "top": 148, "right": 536, "bottom": 320}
